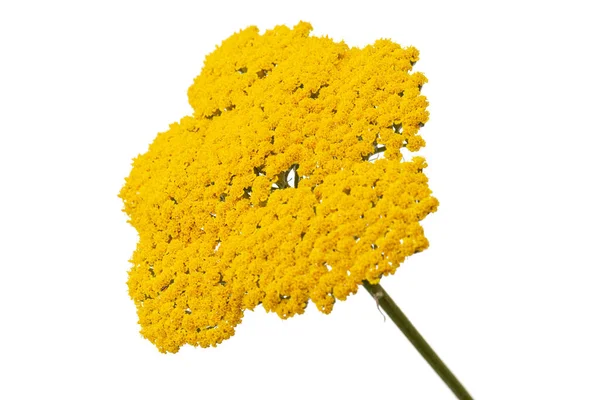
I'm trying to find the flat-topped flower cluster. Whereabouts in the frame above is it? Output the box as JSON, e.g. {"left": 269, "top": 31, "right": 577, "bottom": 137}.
{"left": 119, "top": 22, "right": 438, "bottom": 353}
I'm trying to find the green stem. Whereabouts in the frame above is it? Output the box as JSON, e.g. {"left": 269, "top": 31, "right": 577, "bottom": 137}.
{"left": 362, "top": 280, "right": 473, "bottom": 400}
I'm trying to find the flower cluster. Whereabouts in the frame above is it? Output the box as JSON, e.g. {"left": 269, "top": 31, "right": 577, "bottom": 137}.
{"left": 119, "top": 22, "right": 437, "bottom": 353}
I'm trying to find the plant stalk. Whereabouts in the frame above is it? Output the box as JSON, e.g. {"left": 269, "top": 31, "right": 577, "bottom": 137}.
{"left": 362, "top": 280, "right": 473, "bottom": 399}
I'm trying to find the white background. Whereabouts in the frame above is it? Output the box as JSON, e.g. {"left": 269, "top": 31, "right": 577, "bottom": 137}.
{"left": 1, "top": 1, "right": 599, "bottom": 399}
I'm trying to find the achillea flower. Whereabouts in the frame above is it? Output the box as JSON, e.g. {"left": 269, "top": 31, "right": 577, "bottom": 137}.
{"left": 120, "top": 21, "right": 437, "bottom": 354}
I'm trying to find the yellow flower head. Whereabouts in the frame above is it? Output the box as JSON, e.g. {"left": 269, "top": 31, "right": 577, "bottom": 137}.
{"left": 119, "top": 22, "right": 437, "bottom": 353}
